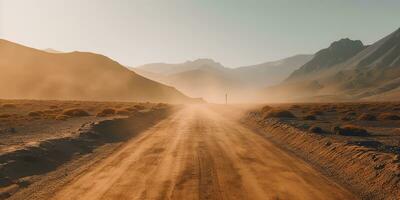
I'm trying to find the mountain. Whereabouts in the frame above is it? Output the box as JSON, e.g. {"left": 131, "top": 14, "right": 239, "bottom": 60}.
{"left": 265, "top": 27, "right": 400, "bottom": 102}
{"left": 43, "top": 48, "right": 64, "bottom": 53}
{"left": 232, "top": 54, "right": 313, "bottom": 87}
{"left": 0, "top": 39, "right": 199, "bottom": 103}
{"left": 132, "top": 55, "right": 312, "bottom": 103}
{"left": 287, "top": 39, "right": 366, "bottom": 81}
{"left": 137, "top": 58, "right": 225, "bottom": 75}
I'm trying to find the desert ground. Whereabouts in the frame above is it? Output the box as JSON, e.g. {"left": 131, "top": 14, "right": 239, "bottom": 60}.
{"left": 0, "top": 99, "right": 170, "bottom": 199}
{"left": 1, "top": 100, "right": 400, "bottom": 199}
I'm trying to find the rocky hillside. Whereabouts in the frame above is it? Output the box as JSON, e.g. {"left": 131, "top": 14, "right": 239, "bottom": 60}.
{"left": 266, "top": 27, "right": 400, "bottom": 102}
{"left": 287, "top": 39, "right": 366, "bottom": 81}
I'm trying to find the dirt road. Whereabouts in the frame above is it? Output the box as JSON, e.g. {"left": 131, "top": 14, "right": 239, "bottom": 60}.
{"left": 52, "top": 105, "right": 355, "bottom": 200}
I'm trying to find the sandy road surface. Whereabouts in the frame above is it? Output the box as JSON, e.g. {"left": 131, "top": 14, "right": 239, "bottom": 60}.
{"left": 52, "top": 105, "right": 355, "bottom": 200}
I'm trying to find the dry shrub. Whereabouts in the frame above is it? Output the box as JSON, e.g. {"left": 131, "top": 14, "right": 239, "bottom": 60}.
{"left": 49, "top": 105, "right": 58, "bottom": 109}
{"left": 116, "top": 109, "right": 130, "bottom": 116}
{"left": 260, "top": 105, "right": 272, "bottom": 113}
{"left": 28, "top": 111, "right": 43, "bottom": 117}
{"left": 345, "top": 111, "right": 357, "bottom": 116}
{"left": 378, "top": 113, "right": 400, "bottom": 120}
{"left": 303, "top": 115, "right": 316, "bottom": 120}
{"left": 55, "top": 115, "right": 69, "bottom": 120}
{"left": 332, "top": 125, "right": 369, "bottom": 136}
{"left": 357, "top": 113, "right": 377, "bottom": 121}
{"left": 308, "top": 110, "right": 324, "bottom": 115}
{"left": 62, "top": 108, "right": 90, "bottom": 117}
{"left": 133, "top": 105, "right": 146, "bottom": 110}
{"left": 2, "top": 103, "right": 16, "bottom": 108}
{"left": 263, "top": 109, "right": 296, "bottom": 119}
{"left": 340, "top": 114, "right": 353, "bottom": 121}
{"left": 125, "top": 107, "right": 137, "bottom": 112}
{"left": 155, "top": 103, "right": 168, "bottom": 108}
{"left": 0, "top": 114, "right": 11, "bottom": 118}
{"left": 43, "top": 109, "right": 61, "bottom": 114}
{"left": 309, "top": 126, "right": 323, "bottom": 134}
{"left": 97, "top": 108, "right": 116, "bottom": 117}
{"left": 290, "top": 105, "right": 300, "bottom": 109}
{"left": 393, "top": 107, "right": 400, "bottom": 111}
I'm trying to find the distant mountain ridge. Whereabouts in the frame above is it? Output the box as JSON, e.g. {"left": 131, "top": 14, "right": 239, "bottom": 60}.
{"left": 137, "top": 58, "right": 226, "bottom": 75}
{"left": 133, "top": 55, "right": 312, "bottom": 103}
{"left": 0, "top": 39, "right": 199, "bottom": 103}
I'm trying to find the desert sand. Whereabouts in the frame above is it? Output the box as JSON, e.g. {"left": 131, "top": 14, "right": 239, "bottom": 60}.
{"left": 20, "top": 105, "right": 355, "bottom": 200}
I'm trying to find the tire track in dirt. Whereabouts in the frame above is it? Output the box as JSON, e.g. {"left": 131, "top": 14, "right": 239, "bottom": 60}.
{"left": 48, "top": 105, "right": 356, "bottom": 200}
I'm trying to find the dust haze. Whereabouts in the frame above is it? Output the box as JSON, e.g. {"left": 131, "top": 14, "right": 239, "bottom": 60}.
{"left": 0, "top": 39, "right": 196, "bottom": 103}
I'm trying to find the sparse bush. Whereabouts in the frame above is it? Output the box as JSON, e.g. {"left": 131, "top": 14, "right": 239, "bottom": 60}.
{"left": 309, "top": 126, "right": 323, "bottom": 134}
{"left": 340, "top": 114, "right": 353, "bottom": 121}
{"left": 155, "top": 103, "right": 168, "bottom": 108}
{"left": 96, "top": 108, "right": 116, "bottom": 117}
{"left": 62, "top": 108, "right": 90, "bottom": 117}
{"left": 346, "top": 111, "right": 357, "bottom": 116}
{"left": 125, "top": 107, "right": 138, "bottom": 112}
{"left": 55, "top": 115, "right": 69, "bottom": 120}
{"left": 116, "top": 109, "right": 130, "bottom": 115}
{"left": 357, "top": 113, "right": 377, "bottom": 121}
{"left": 290, "top": 105, "right": 300, "bottom": 109}
{"left": 0, "top": 114, "right": 11, "bottom": 118}
{"left": 303, "top": 115, "right": 316, "bottom": 120}
{"left": 133, "top": 105, "right": 146, "bottom": 110}
{"left": 378, "top": 113, "right": 400, "bottom": 120}
{"left": 308, "top": 110, "right": 324, "bottom": 116}
{"left": 2, "top": 104, "right": 16, "bottom": 108}
{"left": 28, "top": 111, "right": 43, "bottom": 117}
{"left": 263, "top": 109, "right": 296, "bottom": 119}
{"left": 260, "top": 105, "right": 272, "bottom": 113}
{"left": 332, "top": 125, "right": 369, "bottom": 136}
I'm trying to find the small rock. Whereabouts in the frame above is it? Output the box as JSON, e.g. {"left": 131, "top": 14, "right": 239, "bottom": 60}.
{"left": 374, "top": 164, "right": 385, "bottom": 170}
{"left": 393, "top": 155, "right": 400, "bottom": 163}
{"left": 9, "top": 128, "right": 16, "bottom": 133}
{"left": 325, "top": 141, "right": 332, "bottom": 146}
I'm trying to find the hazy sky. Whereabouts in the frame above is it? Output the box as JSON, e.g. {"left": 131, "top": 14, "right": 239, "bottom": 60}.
{"left": 0, "top": 0, "right": 399, "bottom": 68}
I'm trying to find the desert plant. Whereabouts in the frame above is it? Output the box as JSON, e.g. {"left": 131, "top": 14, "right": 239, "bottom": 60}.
{"left": 155, "top": 103, "right": 168, "bottom": 108}
{"left": 28, "top": 111, "right": 43, "bottom": 117}
{"left": 62, "top": 108, "right": 90, "bottom": 117}
{"left": 125, "top": 107, "right": 138, "bottom": 112}
{"left": 0, "top": 114, "right": 11, "bottom": 118}
{"left": 357, "top": 113, "right": 377, "bottom": 121}
{"left": 290, "top": 105, "right": 300, "bottom": 109}
{"left": 378, "top": 113, "right": 400, "bottom": 120}
{"left": 263, "top": 109, "right": 296, "bottom": 119}
{"left": 133, "top": 105, "right": 146, "bottom": 110}
{"left": 2, "top": 103, "right": 16, "bottom": 108}
{"left": 97, "top": 108, "right": 116, "bottom": 117}
{"left": 309, "top": 126, "right": 323, "bottom": 134}
{"left": 55, "top": 115, "right": 69, "bottom": 120}
{"left": 260, "top": 105, "right": 272, "bottom": 113}
{"left": 116, "top": 109, "right": 130, "bottom": 115}
{"left": 303, "top": 115, "right": 316, "bottom": 120}
{"left": 308, "top": 110, "right": 324, "bottom": 115}
{"left": 332, "top": 125, "right": 369, "bottom": 136}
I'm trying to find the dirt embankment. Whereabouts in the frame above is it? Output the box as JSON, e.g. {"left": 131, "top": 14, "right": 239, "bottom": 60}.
{"left": 0, "top": 107, "right": 173, "bottom": 199}
{"left": 245, "top": 112, "right": 400, "bottom": 200}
